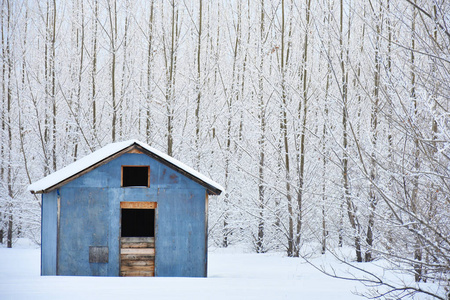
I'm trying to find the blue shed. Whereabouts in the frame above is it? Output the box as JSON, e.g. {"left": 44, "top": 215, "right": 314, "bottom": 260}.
{"left": 28, "top": 140, "right": 223, "bottom": 277}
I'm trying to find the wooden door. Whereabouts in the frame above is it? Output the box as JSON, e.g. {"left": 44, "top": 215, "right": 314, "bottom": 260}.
{"left": 120, "top": 237, "right": 155, "bottom": 276}
{"left": 120, "top": 202, "right": 156, "bottom": 277}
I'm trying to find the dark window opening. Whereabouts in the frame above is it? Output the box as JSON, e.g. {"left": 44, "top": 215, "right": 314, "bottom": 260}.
{"left": 121, "top": 209, "right": 155, "bottom": 237}
{"left": 122, "top": 166, "right": 149, "bottom": 187}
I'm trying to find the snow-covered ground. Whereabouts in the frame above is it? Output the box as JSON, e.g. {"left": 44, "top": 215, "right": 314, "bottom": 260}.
{"left": 0, "top": 240, "right": 434, "bottom": 300}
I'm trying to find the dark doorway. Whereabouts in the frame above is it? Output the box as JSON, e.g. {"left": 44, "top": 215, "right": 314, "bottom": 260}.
{"left": 122, "top": 166, "right": 150, "bottom": 187}
{"left": 121, "top": 209, "right": 155, "bottom": 237}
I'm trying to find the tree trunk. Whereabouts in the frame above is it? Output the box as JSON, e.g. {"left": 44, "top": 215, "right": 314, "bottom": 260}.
{"left": 119, "top": 2, "right": 130, "bottom": 141}
{"left": 164, "top": 1, "right": 179, "bottom": 157}
{"left": 321, "top": 22, "right": 332, "bottom": 254}
{"left": 0, "top": 0, "right": 6, "bottom": 242}
{"left": 91, "top": 0, "right": 98, "bottom": 140}
{"left": 279, "top": 0, "right": 295, "bottom": 258}
{"left": 107, "top": 0, "right": 118, "bottom": 142}
{"left": 293, "top": 0, "right": 311, "bottom": 258}
{"left": 50, "top": 0, "right": 57, "bottom": 171}
{"left": 4, "top": 0, "right": 14, "bottom": 248}
{"left": 73, "top": 0, "right": 85, "bottom": 159}
{"left": 410, "top": 1, "right": 422, "bottom": 282}
{"left": 365, "top": 1, "right": 382, "bottom": 263}
{"left": 340, "top": 0, "right": 362, "bottom": 262}
{"left": 7, "top": 212, "right": 12, "bottom": 248}
{"left": 194, "top": 0, "right": 203, "bottom": 169}
{"left": 222, "top": 1, "right": 242, "bottom": 248}
{"left": 146, "top": 0, "right": 155, "bottom": 144}
{"left": 256, "top": 0, "right": 266, "bottom": 254}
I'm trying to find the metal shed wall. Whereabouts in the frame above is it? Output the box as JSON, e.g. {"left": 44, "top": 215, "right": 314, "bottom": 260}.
{"left": 41, "top": 190, "right": 57, "bottom": 275}
{"left": 41, "top": 152, "right": 207, "bottom": 277}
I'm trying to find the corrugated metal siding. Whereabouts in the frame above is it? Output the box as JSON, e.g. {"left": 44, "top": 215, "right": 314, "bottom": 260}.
{"left": 156, "top": 188, "right": 206, "bottom": 277}
{"left": 57, "top": 187, "right": 111, "bottom": 276}
{"left": 41, "top": 192, "right": 58, "bottom": 275}
{"left": 42, "top": 153, "right": 207, "bottom": 277}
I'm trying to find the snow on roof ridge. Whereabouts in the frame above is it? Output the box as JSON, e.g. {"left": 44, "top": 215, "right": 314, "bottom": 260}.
{"left": 28, "top": 139, "right": 224, "bottom": 194}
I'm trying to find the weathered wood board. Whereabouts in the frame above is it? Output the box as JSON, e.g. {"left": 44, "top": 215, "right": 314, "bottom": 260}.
{"left": 120, "top": 237, "right": 155, "bottom": 277}
{"left": 121, "top": 237, "right": 155, "bottom": 248}
{"left": 120, "top": 271, "right": 155, "bottom": 277}
{"left": 120, "top": 248, "right": 155, "bottom": 255}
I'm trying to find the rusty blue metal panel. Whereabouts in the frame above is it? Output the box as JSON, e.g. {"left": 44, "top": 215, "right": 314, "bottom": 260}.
{"left": 156, "top": 188, "right": 206, "bottom": 277}
{"left": 41, "top": 191, "right": 57, "bottom": 275}
{"left": 49, "top": 152, "right": 207, "bottom": 277}
{"left": 57, "top": 187, "right": 110, "bottom": 275}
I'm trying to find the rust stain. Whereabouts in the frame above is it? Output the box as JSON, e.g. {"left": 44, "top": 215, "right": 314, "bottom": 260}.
{"left": 169, "top": 174, "right": 178, "bottom": 183}
{"left": 127, "top": 148, "right": 144, "bottom": 154}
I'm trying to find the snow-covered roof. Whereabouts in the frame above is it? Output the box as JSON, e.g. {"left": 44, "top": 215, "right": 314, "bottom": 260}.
{"left": 28, "top": 139, "right": 223, "bottom": 195}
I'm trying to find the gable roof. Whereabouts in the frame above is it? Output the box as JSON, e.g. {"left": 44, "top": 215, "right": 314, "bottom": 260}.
{"left": 28, "top": 139, "right": 223, "bottom": 195}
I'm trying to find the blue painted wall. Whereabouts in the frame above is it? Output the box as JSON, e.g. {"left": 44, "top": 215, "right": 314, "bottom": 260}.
{"left": 41, "top": 191, "right": 57, "bottom": 275}
{"left": 41, "top": 152, "right": 207, "bottom": 277}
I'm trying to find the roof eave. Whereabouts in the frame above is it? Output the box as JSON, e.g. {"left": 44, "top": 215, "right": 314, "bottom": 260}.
{"left": 133, "top": 144, "right": 223, "bottom": 196}
{"left": 29, "top": 144, "right": 136, "bottom": 194}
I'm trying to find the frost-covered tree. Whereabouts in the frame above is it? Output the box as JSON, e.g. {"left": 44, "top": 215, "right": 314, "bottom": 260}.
{"left": 1, "top": 0, "right": 448, "bottom": 297}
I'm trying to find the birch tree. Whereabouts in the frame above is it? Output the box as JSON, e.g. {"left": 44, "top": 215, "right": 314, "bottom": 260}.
{"left": 0, "top": 0, "right": 13, "bottom": 248}
{"left": 106, "top": 0, "right": 118, "bottom": 142}
{"left": 161, "top": 0, "right": 180, "bottom": 157}
{"left": 145, "top": 0, "right": 155, "bottom": 145}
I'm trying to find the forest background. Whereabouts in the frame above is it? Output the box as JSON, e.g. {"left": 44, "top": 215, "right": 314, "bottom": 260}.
{"left": 0, "top": 0, "right": 449, "bottom": 298}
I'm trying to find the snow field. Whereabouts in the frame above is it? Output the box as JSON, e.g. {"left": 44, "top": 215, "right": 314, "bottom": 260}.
{"left": 0, "top": 241, "right": 435, "bottom": 300}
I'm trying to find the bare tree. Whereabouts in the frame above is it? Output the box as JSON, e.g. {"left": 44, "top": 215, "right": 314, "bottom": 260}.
{"left": 107, "top": 0, "right": 118, "bottom": 142}
{"left": 364, "top": 0, "right": 382, "bottom": 263}
{"left": 278, "top": 0, "right": 296, "bottom": 257}
{"left": 162, "top": 0, "right": 180, "bottom": 157}
{"left": 339, "top": 0, "right": 362, "bottom": 262}
{"left": 255, "top": 0, "right": 267, "bottom": 254}
{"left": 145, "top": 0, "right": 155, "bottom": 145}
{"left": 221, "top": 0, "right": 244, "bottom": 247}
{"left": 1, "top": 0, "right": 14, "bottom": 248}
{"left": 292, "top": 0, "right": 312, "bottom": 258}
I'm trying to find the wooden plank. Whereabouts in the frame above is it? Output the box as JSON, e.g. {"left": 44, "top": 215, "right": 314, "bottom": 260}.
{"left": 120, "top": 271, "right": 154, "bottom": 277}
{"left": 121, "top": 248, "right": 155, "bottom": 255}
{"left": 121, "top": 254, "right": 155, "bottom": 261}
{"left": 121, "top": 260, "right": 154, "bottom": 267}
{"left": 121, "top": 242, "right": 155, "bottom": 248}
{"left": 121, "top": 237, "right": 155, "bottom": 243}
{"left": 121, "top": 265, "right": 155, "bottom": 272}
{"left": 120, "top": 202, "right": 157, "bottom": 209}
